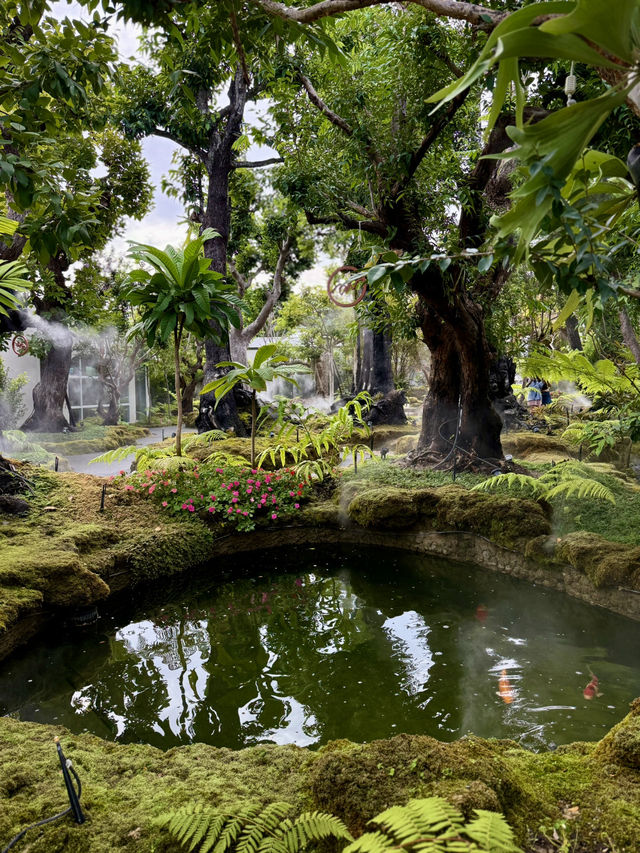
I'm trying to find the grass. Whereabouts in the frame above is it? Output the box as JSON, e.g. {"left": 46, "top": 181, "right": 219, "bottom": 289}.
{"left": 340, "top": 460, "right": 485, "bottom": 491}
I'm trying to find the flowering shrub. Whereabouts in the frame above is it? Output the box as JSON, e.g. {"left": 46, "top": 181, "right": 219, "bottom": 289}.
{"left": 112, "top": 464, "right": 309, "bottom": 532}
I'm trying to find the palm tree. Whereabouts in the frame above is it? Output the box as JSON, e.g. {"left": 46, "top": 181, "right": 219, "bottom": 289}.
{"left": 124, "top": 228, "right": 243, "bottom": 455}
{"left": 201, "top": 343, "right": 300, "bottom": 467}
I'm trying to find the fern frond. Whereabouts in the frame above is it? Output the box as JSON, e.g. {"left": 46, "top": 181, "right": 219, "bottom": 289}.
{"left": 183, "top": 430, "right": 229, "bottom": 449}
{"left": 213, "top": 805, "right": 263, "bottom": 853}
{"left": 265, "top": 811, "right": 353, "bottom": 853}
{"left": 471, "top": 473, "right": 543, "bottom": 498}
{"left": 543, "top": 477, "right": 615, "bottom": 504}
{"left": 236, "top": 803, "right": 291, "bottom": 853}
{"left": 464, "top": 810, "right": 519, "bottom": 852}
{"left": 89, "top": 444, "right": 139, "bottom": 464}
{"left": 345, "top": 797, "right": 516, "bottom": 853}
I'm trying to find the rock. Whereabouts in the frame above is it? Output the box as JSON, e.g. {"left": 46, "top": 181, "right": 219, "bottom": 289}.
{"left": 0, "top": 495, "right": 30, "bottom": 515}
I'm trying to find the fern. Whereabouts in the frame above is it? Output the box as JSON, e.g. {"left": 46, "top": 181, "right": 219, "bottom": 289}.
{"left": 472, "top": 462, "right": 615, "bottom": 505}
{"left": 344, "top": 797, "right": 518, "bottom": 853}
{"left": 161, "top": 801, "right": 353, "bottom": 853}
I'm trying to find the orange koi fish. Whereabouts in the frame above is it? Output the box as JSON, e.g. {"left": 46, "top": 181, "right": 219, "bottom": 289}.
{"left": 498, "top": 669, "right": 514, "bottom": 704}
{"left": 583, "top": 671, "right": 602, "bottom": 700}
{"left": 475, "top": 604, "right": 489, "bottom": 623}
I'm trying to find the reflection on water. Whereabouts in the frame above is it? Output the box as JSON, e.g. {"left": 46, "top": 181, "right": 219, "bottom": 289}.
{"left": 1, "top": 546, "right": 639, "bottom": 751}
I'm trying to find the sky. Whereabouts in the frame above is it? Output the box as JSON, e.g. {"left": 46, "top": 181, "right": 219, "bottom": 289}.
{"left": 51, "top": 1, "right": 330, "bottom": 285}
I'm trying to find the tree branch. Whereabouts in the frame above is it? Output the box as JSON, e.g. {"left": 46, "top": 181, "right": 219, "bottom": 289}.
{"left": 305, "top": 209, "right": 388, "bottom": 236}
{"left": 299, "top": 73, "right": 354, "bottom": 137}
{"left": 252, "top": 0, "right": 503, "bottom": 28}
{"left": 242, "top": 234, "right": 294, "bottom": 341}
{"left": 152, "top": 126, "right": 207, "bottom": 163}
{"left": 233, "top": 157, "right": 284, "bottom": 169}
{"left": 391, "top": 90, "right": 469, "bottom": 196}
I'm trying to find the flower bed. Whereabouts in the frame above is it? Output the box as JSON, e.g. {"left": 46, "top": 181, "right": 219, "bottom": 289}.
{"left": 113, "top": 464, "right": 309, "bottom": 532}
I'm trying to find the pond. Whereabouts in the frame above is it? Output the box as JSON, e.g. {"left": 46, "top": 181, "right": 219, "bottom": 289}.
{"left": 1, "top": 545, "right": 639, "bottom": 751}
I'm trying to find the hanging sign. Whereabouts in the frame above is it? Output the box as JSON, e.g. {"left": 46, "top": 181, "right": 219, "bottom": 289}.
{"left": 327, "top": 266, "right": 367, "bottom": 308}
{"left": 11, "top": 334, "right": 29, "bottom": 356}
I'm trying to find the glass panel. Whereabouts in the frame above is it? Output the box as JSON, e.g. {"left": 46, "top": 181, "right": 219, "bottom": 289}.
{"left": 81, "top": 377, "right": 100, "bottom": 406}
{"left": 67, "top": 380, "right": 82, "bottom": 408}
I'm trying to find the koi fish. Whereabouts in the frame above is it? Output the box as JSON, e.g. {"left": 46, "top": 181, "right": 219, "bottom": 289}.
{"left": 475, "top": 604, "right": 489, "bottom": 623}
{"left": 498, "top": 669, "right": 514, "bottom": 704}
{"left": 583, "top": 671, "right": 602, "bottom": 700}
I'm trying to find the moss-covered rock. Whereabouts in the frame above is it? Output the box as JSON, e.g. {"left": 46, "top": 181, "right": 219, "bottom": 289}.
{"left": 556, "top": 532, "right": 640, "bottom": 589}
{"left": 112, "top": 522, "right": 215, "bottom": 581}
{"left": 435, "top": 487, "right": 550, "bottom": 548}
{"left": 306, "top": 734, "right": 546, "bottom": 839}
{"left": 594, "top": 699, "right": 640, "bottom": 768}
{"left": 347, "top": 487, "right": 439, "bottom": 530}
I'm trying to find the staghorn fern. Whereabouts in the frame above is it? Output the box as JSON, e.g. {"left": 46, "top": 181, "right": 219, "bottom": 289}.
{"left": 472, "top": 462, "right": 615, "bottom": 505}
{"left": 345, "top": 797, "right": 518, "bottom": 853}
{"left": 161, "top": 801, "right": 353, "bottom": 853}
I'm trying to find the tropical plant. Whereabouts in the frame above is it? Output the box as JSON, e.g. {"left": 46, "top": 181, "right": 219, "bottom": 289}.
{"left": 124, "top": 228, "right": 244, "bottom": 456}
{"left": 161, "top": 796, "right": 518, "bottom": 853}
{"left": 427, "top": 0, "right": 640, "bottom": 261}
{"left": 201, "top": 343, "right": 302, "bottom": 467}
{"left": 473, "top": 462, "right": 616, "bottom": 505}
{"left": 258, "top": 392, "right": 374, "bottom": 481}
{"left": 0, "top": 217, "right": 30, "bottom": 319}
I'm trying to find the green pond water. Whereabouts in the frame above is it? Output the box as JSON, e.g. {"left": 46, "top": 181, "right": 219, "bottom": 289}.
{"left": 1, "top": 545, "right": 639, "bottom": 751}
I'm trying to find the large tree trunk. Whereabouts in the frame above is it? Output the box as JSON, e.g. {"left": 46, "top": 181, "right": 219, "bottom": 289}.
{"left": 410, "top": 292, "right": 502, "bottom": 467}
{"left": 22, "top": 336, "right": 73, "bottom": 432}
{"left": 198, "top": 68, "right": 248, "bottom": 436}
{"left": 619, "top": 308, "right": 640, "bottom": 366}
{"left": 565, "top": 314, "right": 583, "bottom": 351}
{"left": 356, "top": 293, "right": 394, "bottom": 395}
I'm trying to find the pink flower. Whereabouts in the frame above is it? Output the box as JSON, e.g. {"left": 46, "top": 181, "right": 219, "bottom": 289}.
{"left": 171, "top": 488, "right": 177, "bottom": 493}
{"left": 149, "top": 485, "right": 156, "bottom": 494}
{"left": 247, "top": 479, "right": 254, "bottom": 484}
{"left": 232, "top": 490, "right": 239, "bottom": 496}
{"left": 246, "top": 486, "right": 253, "bottom": 494}
{"left": 289, "top": 491, "right": 295, "bottom": 497}
{"left": 188, "top": 506, "right": 195, "bottom": 512}
{"left": 207, "top": 507, "right": 215, "bottom": 513}
{"left": 255, "top": 480, "right": 261, "bottom": 488}
{"left": 119, "top": 470, "right": 125, "bottom": 476}
{"left": 163, "top": 481, "right": 169, "bottom": 486}
{"left": 271, "top": 496, "right": 277, "bottom": 504}
{"left": 271, "top": 513, "right": 277, "bottom": 520}
{"left": 236, "top": 508, "right": 242, "bottom": 513}
{"left": 210, "top": 495, "right": 216, "bottom": 501}
{"left": 227, "top": 508, "right": 233, "bottom": 514}
{"left": 242, "top": 511, "right": 248, "bottom": 516}
{"left": 124, "top": 484, "right": 135, "bottom": 491}
{"left": 181, "top": 503, "right": 188, "bottom": 509}
{"left": 216, "top": 468, "right": 224, "bottom": 474}
{"left": 162, "top": 501, "right": 168, "bottom": 507}
{"left": 265, "top": 475, "right": 272, "bottom": 484}
{"left": 231, "top": 497, "right": 238, "bottom": 503}
{"left": 294, "top": 503, "right": 300, "bottom": 509}
{"left": 194, "top": 472, "right": 199, "bottom": 479}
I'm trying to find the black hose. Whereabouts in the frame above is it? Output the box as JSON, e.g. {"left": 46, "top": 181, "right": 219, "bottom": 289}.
{"left": 1, "top": 764, "right": 83, "bottom": 852}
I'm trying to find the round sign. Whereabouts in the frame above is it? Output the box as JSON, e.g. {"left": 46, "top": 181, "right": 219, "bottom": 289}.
{"left": 11, "top": 334, "right": 29, "bottom": 356}
{"left": 327, "top": 266, "right": 367, "bottom": 308}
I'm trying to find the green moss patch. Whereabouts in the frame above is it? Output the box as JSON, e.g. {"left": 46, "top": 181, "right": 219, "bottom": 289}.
{"left": 37, "top": 424, "right": 149, "bottom": 456}
{"left": 556, "top": 532, "right": 640, "bottom": 589}
{"left": 2, "top": 715, "right": 639, "bottom": 852}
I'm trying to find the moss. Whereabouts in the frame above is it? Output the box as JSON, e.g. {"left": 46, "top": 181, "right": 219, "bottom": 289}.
{"left": 502, "top": 432, "right": 578, "bottom": 462}
{"left": 302, "top": 502, "right": 341, "bottom": 526}
{"left": 435, "top": 487, "right": 551, "bottom": 548}
{"left": 523, "top": 535, "right": 559, "bottom": 568}
{"left": 305, "top": 734, "right": 545, "bottom": 841}
{"left": 112, "top": 522, "right": 215, "bottom": 581}
{"left": 556, "top": 532, "right": 640, "bottom": 589}
{"left": 39, "top": 425, "right": 149, "bottom": 456}
{"left": 0, "top": 718, "right": 309, "bottom": 853}
{"left": 594, "top": 699, "right": 640, "bottom": 769}
{"left": 347, "top": 487, "right": 439, "bottom": 530}
{"left": 0, "top": 586, "right": 43, "bottom": 631}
